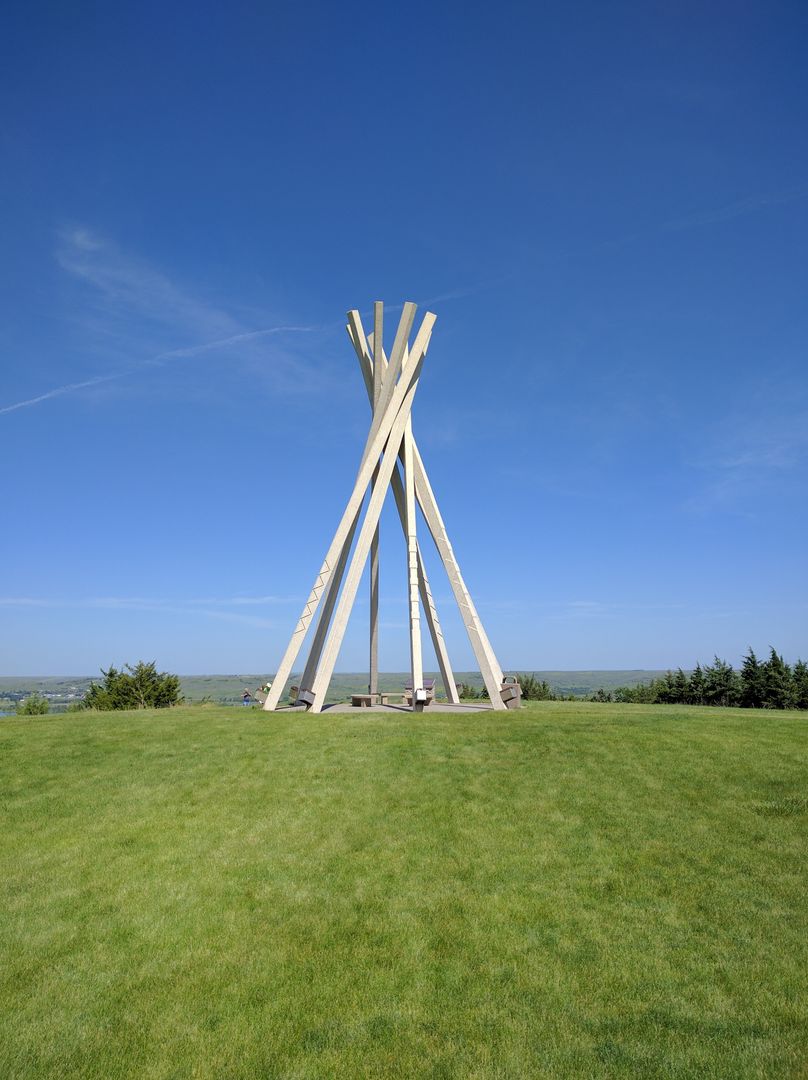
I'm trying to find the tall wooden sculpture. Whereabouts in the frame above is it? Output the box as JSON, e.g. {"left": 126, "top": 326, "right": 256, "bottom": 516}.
{"left": 263, "top": 302, "right": 507, "bottom": 713}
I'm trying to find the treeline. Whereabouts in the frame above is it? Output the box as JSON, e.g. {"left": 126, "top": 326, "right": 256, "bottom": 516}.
{"left": 459, "top": 674, "right": 576, "bottom": 702}
{"left": 592, "top": 648, "right": 808, "bottom": 710}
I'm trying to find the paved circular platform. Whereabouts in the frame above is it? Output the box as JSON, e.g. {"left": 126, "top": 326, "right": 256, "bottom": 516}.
{"left": 274, "top": 701, "right": 494, "bottom": 714}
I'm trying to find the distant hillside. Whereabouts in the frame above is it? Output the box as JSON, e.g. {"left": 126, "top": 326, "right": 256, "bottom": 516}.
{"left": 1, "top": 670, "right": 674, "bottom": 709}
{"left": 187, "top": 670, "right": 676, "bottom": 703}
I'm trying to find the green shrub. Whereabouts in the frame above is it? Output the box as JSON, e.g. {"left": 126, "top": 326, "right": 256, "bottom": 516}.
{"left": 516, "top": 674, "right": 555, "bottom": 701}
{"left": 457, "top": 682, "right": 484, "bottom": 700}
{"left": 84, "top": 662, "right": 182, "bottom": 711}
{"left": 16, "top": 693, "right": 49, "bottom": 716}
{"left": 614, "top": 682, "right": 659, "bottom": 704}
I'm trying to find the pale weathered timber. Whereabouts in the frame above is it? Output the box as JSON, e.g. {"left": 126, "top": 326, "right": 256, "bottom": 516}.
{"left": 297, "top": 503, "right": 361, "bottom": 700}
{"left": 368, "top": 522, "right": 379, "bottom": 695}
{"left": 266, "top": 301, "right": 506, "bottom": 714}
{"left": 411, "top": 443, "right": 505, "bottom": 706}
{"left": 365, "top": 320, "right": 425, "bottom": 709}
{"left": 308, "top": 371, "right": 423, "bottom": 711}
{"left": 369, "top": 301, "right": 383, "bottom": 698}
{"left": 415, "top": 542, "right": 461, "bottom": 704}
{"left": 390, "top": 460, "right": 459, "bottom": 704}
{"left": 261, "top": 308, "right": 434, "bottom": 711}
{"left": 349, "top": 322, "right": 458, "bottom": 702}
{"left": 403, "top": 411, "right": 424, "bottom": 708}
{"left": 363, "top": 303, "right": 415, "bottom": 452}
{"left": 347, "top": 317, "right": 505, "bottom": 708}
{"left": 410, "top": 441, "right": 505, "bottom": 706}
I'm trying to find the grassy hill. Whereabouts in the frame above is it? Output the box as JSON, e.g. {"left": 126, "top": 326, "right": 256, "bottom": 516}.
{"left": 1, "top": 702, "right": 805, "bottom": 1078}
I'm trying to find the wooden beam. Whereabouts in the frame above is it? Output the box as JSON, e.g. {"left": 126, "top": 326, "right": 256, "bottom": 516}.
{"left": 347, "top": 322, "right": 505, "bottom": 708}
{"left": 403, "top": 412, "right": 423, "bottom": 708}
{"left": 262, "top": 309, "right": 434, "bottom": 711}
{"left": 308, "top": 361, "right": 426, "bottom": 711}
{"left": 296, "top": 502, "right": 361, "bottom": 702}
{"left": 390, "top": 460, "right": 459, "bottom": 704}
{"left": 411, "top": 443, "right": 506, "bottom": 707}
{"left": 351, "top": 320, "right": 459, "bottom": 703}
{"left": 369, "top": 301, "right": 383, "bottom": 698}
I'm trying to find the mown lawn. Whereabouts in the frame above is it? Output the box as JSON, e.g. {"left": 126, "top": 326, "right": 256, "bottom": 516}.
{"left": 1, "top": 702, "right": 805, "bottom": 1078}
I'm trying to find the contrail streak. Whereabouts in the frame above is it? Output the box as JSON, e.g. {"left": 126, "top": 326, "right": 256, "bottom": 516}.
{"left": 1, "top": 325, "right": 319, "bottom": 417}
{"left": 0, "top": 371, "right": 130, "bottom": 415}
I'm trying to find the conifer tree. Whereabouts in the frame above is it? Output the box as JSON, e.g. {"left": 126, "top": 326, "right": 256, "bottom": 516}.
{"left": 740, "top": 648, "right": 765, "bottom": 709}
{"left": 672, "top": 668, "right": 689, "bottom": 704}
{"left": 792, "top": 659, "right": 808, "bottom": 711}
{"left": 655, "top": 671, "right": 676, "bottom": 704}
{"left": 703, "top": 657, "right": 740, "bottom": 707}
{"left": 688, "top": 663, "right": 705, "bottom": 705}
{"left": 761, "top": 647, "right": 794, "bottom": 710}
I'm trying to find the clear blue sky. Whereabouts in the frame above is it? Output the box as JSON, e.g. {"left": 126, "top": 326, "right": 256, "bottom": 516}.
{"left": 1, "top": 1, "right": 806, "bottom": 675}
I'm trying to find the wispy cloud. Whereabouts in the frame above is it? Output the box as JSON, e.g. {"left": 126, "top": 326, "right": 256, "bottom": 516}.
{"left": 659, "top": 185, "right": 808, "bottom": 234}
{"left": 420, "top": 276, "right": 512, "bottom": 307}
{"left": 0, "top": 594, "right": 300, "bottom": 630}
{"left": 358, "top": 278, "right": 504, "bottom": 323}
{"left": 184, "top": 596, "right": 302, "bottom": 604}
{"left": 544, "top": 599, "right": 688, "bottom": 620}
{"left": 0, "top": 597, "right": 53, "bottom": 607}
{"left": 197, "top": 595, "right": 300, "bottom": 606}
{"left": 84, "top": 597, "right": 173, "bottom": 610}
{"left": 155, "top": 326, "right": 319, "bottom": 362}
{"left": 0, "top": 372, "right": 130, "bottom": 416}
{"left": 565, "top": 600, "right": 612, "bottom": 616}
{"left": 1, "top": 227, "right": 324, "bottom": 418}
{"left": 565, "top": 183, "right": 808, "bottom": 259}
{"left": 686, "top": 393, "right": 808, "bottom": 512}
{"left": 55, "top": 226, "right": 239, "bottom": 340}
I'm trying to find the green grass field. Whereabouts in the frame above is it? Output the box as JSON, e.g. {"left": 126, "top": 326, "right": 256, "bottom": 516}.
{"left": 1, "top": 703, "right": 805, "bottom": 1078}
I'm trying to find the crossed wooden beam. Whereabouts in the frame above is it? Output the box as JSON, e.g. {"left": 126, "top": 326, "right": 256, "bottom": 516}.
{"left": 262, "top": 302, "right": 506, "bottom": 713}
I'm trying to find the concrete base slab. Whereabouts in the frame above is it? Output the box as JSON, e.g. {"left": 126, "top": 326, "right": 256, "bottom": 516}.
{"left": 271, "top": 701, "right": 494, "bottom": 714}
